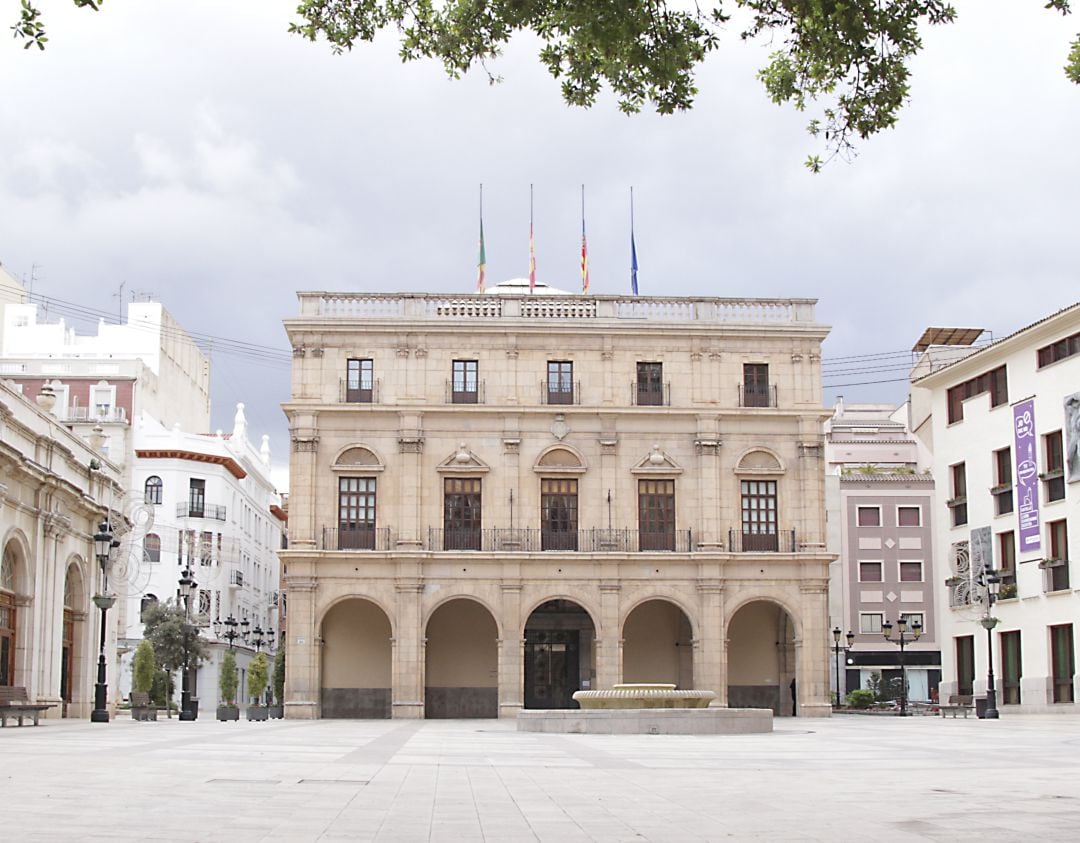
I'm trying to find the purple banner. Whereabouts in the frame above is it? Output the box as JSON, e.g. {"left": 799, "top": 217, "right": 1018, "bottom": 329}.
{"left": 1013, "top": 399, "right": 1041, "bottom": 553}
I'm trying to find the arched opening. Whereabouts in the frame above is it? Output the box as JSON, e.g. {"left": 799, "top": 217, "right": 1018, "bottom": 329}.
{"left": 61, "top": 564, "right": 85, "bottom": 714}
{"left": 144, "top": 534, "right": 162, "bottom": 565}
{"left": 1, "top": 542, "right": 25, "bottom": 688}
{"left": 523, "top": 599, "right": 596, "bottom": 709}
{"left": 622, "top": 600, "right": 694, "bottom": 688}
{"left": 727, "top": 600, "right": 797, "bottom": 716}
{"left": 320, "top": 598, "right": 392, "bottom": 718}
{"left": 424, "top": 599, "right": 498, "bottom": 718}
{"left": 144, "top": 476, "right": 163, "bottom": 505}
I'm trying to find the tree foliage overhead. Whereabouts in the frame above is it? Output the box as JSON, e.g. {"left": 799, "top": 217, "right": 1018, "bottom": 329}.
{"left": 12, "top": 1, "right": 1080, "bottom": 168}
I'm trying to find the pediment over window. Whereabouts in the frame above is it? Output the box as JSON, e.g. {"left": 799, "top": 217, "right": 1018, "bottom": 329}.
{"left": 332, "top": 445, "right": 385, "bottom": 472}
{"left": 533, "top": 445, "right": 587, "bottom": 474}
{"left": 735, "top": 448, "right": 785, "bottom": 474}
{"left": 436, "top": 443, "right": 490, "bottom": 474}
{"left": 631, "top": 444, "right": 683, "bottom": 475}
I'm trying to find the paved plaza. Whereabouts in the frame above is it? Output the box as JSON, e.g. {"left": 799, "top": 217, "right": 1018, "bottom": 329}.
{"left": 2, "top": 713, "right": 1079, "bottom": 841}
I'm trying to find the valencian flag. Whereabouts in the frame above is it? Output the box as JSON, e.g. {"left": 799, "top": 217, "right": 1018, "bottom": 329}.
{"left": 476, "top": 185, "right": 486, "bottom": 292}
{"left": 580, "top": 184, "right": 590, "bottom": 294}
{"left": 630, "top": 187, "right": 639, "bottom": 295}
{"left": 529, "top": 184, "right": 537, "bottom": 292}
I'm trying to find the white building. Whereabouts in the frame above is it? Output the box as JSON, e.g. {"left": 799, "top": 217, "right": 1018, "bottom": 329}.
{"left": 120, "top": 403, "right": 286, "bottom": 712}
{"left": 911, "top": 305, "right": 1080, "bottom": 712}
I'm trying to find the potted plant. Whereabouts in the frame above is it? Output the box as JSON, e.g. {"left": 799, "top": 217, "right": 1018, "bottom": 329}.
{"left": 216, "top": 649, "right": 240, "bottom": 721}
{"left": 131, "top": 639, "right": 158, "bottom": 721}
{"left": 268, "top": 648, "right": 285, "bottom": 719}
{"left": 246, "top": 652, "right": 269, "bottom": 721}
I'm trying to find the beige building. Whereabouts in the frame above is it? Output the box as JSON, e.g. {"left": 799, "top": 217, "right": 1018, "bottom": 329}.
{"left": 282, "top": 282, "right": 834, "bottom": 719}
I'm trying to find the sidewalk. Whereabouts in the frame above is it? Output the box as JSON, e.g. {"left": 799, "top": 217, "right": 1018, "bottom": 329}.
{"left": 2, "top": 714, "right": 1079, "bottom": 841}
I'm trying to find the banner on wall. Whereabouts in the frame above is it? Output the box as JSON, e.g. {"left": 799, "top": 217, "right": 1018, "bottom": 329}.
{"left": 1013, "top": 398, "right": 1041, "bottom": 553}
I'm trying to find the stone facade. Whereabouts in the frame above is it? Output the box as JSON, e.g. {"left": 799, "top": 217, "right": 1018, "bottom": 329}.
{"left": 282, "top": 286, "right": 834, "bottom": 718}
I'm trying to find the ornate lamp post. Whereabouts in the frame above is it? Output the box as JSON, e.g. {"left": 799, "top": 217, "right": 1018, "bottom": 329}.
{"left": 90, "top": 522, "right": 116, "bottom": 723}
{"left": 831, "top": 627, "right": 855, "bottom": 708}
{"left": 250, "top": 625, "right": 266, "bottom": 652}
{"left": 178, "top": 566, "right": 198, "bottom": 721}
{"left": 214, "top": 614, "right": 243, "bottom": 649}
{"left": 977, "top": 566, "right": 1001, "bottom": 720}
{"left": 882, "top": 616, "right": 922, "bottom": 716}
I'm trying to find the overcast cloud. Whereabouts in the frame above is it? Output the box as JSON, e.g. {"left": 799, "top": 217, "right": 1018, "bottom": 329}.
{"left": 1, "top": 0, "right": 1077, "bottom": 482}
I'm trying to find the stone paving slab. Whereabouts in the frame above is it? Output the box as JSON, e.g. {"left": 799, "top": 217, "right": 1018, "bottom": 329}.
{"left": 2, "top": 714, "right": 1079, "bottom": 841}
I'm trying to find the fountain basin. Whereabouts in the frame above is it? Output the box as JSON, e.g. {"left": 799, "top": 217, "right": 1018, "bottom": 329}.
{"left": 572, "top": 683, "right": 715, "bottom": 710}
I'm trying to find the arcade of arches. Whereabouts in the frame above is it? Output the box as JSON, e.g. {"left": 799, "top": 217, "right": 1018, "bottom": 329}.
{"left": 305, "top": 590, "right": 820, "bottom": 719}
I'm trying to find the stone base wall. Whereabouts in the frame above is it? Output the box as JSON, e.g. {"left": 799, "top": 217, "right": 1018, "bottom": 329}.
{"left": 517, "top": 707, "right": 773, "bottom": 734}
{"left": 728, "top": 685, "right": 781, "bottom": 714}
{"left": 424, "top": 687, "right": 499, "bottom": 718}
{"left": 320, "top": 688, "right": 391, "bottom": 719}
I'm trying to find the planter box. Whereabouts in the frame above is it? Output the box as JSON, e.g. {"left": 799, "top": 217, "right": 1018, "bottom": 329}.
{"left": 268, "top": 705, "right": 284, "bottom": 719}
{"left": 216, "top": 706, "right": 240, "bottom": 721}
{"left": 246, "top": 706, "right": 269, "bottom": 722}
{"left": 132, "top": 706, "right": 157, "bottom": 722}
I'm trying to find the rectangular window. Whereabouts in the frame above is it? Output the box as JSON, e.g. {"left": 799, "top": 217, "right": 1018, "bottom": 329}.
{"left": 444, "top": 477, "right": 482, "bottom": 550}
{"left": 740, "top": 480, "right": 778, "bottom": 551}
{"left": 856, "top": 506, "right": 881, "bottom": 527}
{"left": 993, "top": 447, "right": 1014, "bottom": 515}
{"left": 1050, "top": 624, "right": 1075, "bottom": 703}
{"left": 946, "top": 365, "right": 1008, "bottom": 423}
{"left": 956, "top": 635, "right": 975, "bottom": 697}
{"left": 638, "top": 479, "right": 676, "bottom": 551}
{"left": 897, "top": 506, "right": 921, "bottom": 527}
{"left": 547, "top": 361, "right": 574, "bottom": 405}
{"left": 541, "top": 478, "right": 578, "bottom": 551}
{"left": 860, "top": 613, "right": 883, "bottom": 634}
{"left": 1037, "top": 330, "right": 1080, "bottom": 368}
{"left": 1001, "top": 630, "right": 1021, "bottom": 705}
{"left": 338, "top": 477, "right": 376, "bottom": 549}
{"left": 858, "top": 561, "right": 883, "bottom": 582}
{"left": 1047, "top": 519, "right": 1070, "bottom": 592}
{"left": 742, "top": 363, "right": 771, "bottom": 407}
{"left": 899, "top": 561, "right": 923, "bottom": 582}
{"left": 1044, "top": 431, "right": 1065, "bottom": 502}
{"left": 950, "top": 463, "right": 968, "bottom": 527}
{"left": 452, "top": 360, "right": 479, "bottom": 404}
{"left": 998, "top": 531, "right": 1016, "bottom": 590}
{"left": 188, "top": 479, "right": 205, "bottom": 519}
{"left": 636, "top": 362, "right": 664, "bottom": 406}
{"left": 200, "top": 531, "right": 213, "bottom": 566}
{"left": 900, "top": 612, "right": 924, "bottom": 631}
{"left": 346, "top": 358, "right": 373, "bottom": 403}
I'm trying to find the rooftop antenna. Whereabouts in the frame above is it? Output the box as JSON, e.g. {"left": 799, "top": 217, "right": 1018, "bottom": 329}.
{"left": 112, "top": 281, "right": 125, "bottom": 323}
{"left": 28, "top": 263, "right": 42, "bottom": 298}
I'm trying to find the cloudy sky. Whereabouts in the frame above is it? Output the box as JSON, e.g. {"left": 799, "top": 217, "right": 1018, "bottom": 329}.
{"left": 1, "top": 1, "right": 1077, "bottom": 482}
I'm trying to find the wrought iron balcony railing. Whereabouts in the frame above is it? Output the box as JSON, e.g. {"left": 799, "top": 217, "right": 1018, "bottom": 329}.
{"left": 176, "top": 502, "right": 227, "bottom": 521}
{"left": 727, "top": 528, "right": 797, "bottom": 553}
{"left": 425, "top": 527, "right": 694, "bottom": 553}
{"left": 738, "top": 383, "right": 778, "bottom": 408}
{"left": 320, "top": 526, "right": 394, "bottom": 551}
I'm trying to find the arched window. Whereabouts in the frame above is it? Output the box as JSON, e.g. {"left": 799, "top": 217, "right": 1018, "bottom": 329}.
{"left": 144, "top": 534, "right": 161, "bottom": 564}
{"left": 140, "top": 594, "right": 158, "bottom": 622}
{"left": 144, "top": 476, "right": 163, "bottom": 505}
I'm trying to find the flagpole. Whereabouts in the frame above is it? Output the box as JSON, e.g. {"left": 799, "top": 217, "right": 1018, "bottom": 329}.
{"left": 529, "top": 184, "right": 536, "bottom": 293}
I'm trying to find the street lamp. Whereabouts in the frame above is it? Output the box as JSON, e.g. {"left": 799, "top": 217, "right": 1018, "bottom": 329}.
{"left": 977, "top": 566, "right": 1001, "bottom": 720}
{"left": 250, "top": 625, "right": 266, "bottom": 652}
{"left": 90, "top": 522, "right": 116, "bottom": 723}
{"left": 178, "top": 566, "right": 198, "bottom": 721}
{"left": 214, "top": 614, "right": 243, "bottom": 649}
{"left": 831, "top": 627, "right": 855, "bottom": 708}
{"left": 882, "top": 616, "right": 922, "bottom": 716}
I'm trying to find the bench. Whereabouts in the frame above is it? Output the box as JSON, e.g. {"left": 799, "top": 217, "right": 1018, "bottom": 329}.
{"left": 130, "top": 691, "right": 157, "bottom": 721}
{"left": 940, "top": 694, "right": 974, "bottom": 718}
{"left": 0, "top": 686, "right": 56, "bottom": 727}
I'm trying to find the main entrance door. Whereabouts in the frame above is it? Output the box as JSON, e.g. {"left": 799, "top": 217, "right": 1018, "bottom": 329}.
{"left": 525, "top": 630, "right": 580, "bottom": 709}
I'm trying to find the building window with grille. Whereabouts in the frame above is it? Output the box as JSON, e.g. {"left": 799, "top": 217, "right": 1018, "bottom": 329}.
{"left": 993, "top": 447, "right": 1013, "bottom": 515}
{"left": 144, "top": 476, "right": 163, "bottom": 505}
{"left": 860, "top": 613, "right": 883, "bottom": 634}
{"left": 1001, "top": 630, "right": 1022, "bottom": 705}
{"left": 1046, "top": 519, "right": 1070, "bottom": 592}
{"left": 188, "top": 479, "right": 205, "bottom": 518}
{"left": 444, "top": 477, "right": 482, "bottom": 550}
{"left": 638, "top": 479, "right": 675, "bottom": 551}
{"left": 339, "top": 477, "right": 376, "bottom": 549}
{"left": 741, "top": 480, "right": 778, "bottom": 551}
{"left": 1044, "top": 431, "right": 1065, "bottom": 503}
{"left": 139, "top": 594, "right": 158, "bottom": 623}
{"left": 636, "top": 362, "right": 663, "bottom": 406}
{"left": 998, "top": 531, "right": 1016, "bottom": 591}
{"left": 547, "top": 361, "right": 574, "bottom": 405}
{"left": 346, "top": 358, "right": 373, "bottom": 403}
{"left": 742, "top": 363, "right": 771, "bottom": 407}
{"left": 949, "top": 463, "right": 968, "bottom": 527}
{"left": 144, "top": 534, "right": 161, "bottom": 565}
{"left": 541, "top": 478, "right": 578, "bottom": 551}
{"left": 452, "top": 360, "right": 479, "bottom": 404}
{"left": 1050, "top": 624, "right": 1075, "bottom": 703}
{"left": 858, "top": 561, "right": 883, "bottom": 582}
{"left": 955, "top": 635, "right": 975, "bottom": 697}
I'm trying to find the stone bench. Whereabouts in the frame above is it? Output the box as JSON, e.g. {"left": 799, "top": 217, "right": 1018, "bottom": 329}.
{"left": 0, "top": 686, "right": 55, "bottom": 727}
{"left": 940, "top": 694, "right": 974, "bottom": 718}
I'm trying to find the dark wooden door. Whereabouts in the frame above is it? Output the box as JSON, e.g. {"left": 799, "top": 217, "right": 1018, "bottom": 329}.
{"left": 524, "top": 630, "right": 580, "bottom": 709}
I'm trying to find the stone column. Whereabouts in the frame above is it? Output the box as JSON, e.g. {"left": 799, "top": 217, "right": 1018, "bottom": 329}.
{"left": 596, "top": 581, "right": 621, "bottom": 688}
{"left": 284, "top": 576, "right": 319, "bottom": 718}
{"left": 498, "top": 582, "right": 523, "bottom": 717}
{"left": 798, "top": 580, "right": 832, "bottom": 717}
{"left": 392, "top": 579, "right": 424, "bottom": 718}
{"left": 396, "top": 413, "right": 424, "bottom": 549}
{"left": 696, "top": 579, "right": 724, "bottom": 696}
{"left": 288, "top": 413, "right": 319, "bottom": 551}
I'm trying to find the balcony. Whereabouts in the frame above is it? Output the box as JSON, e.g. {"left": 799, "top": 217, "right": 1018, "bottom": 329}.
{"left": 445, "top": 379, "right": 485, "bottom": 404}
{"left": 425, "top": 527, "right": 695, "bottom": 553}
{"left": 320, "top": 526, "right": 394, "bottom": 551}
{"left": 339, "top": 378, "right": 380, "bottom": 403}
{"left": 228, "top": 569, "right": 244, "bottom": 588}
{"left": 631, "top": 382, "right": 671, "bottom": 407}
{"left": 738, "top": 383, "right": 778, "bottom": 408}
{"left": 540, "top": 381, "right": 580, "bottom": 406}
{"left": 62, "top": 405, "right": 129, "bottom": 424}
{"left": 176, "top": 502, "right": 227, "bottom": 521}
{"left": 727, "top": 528, "right": 797, "bottom": 553}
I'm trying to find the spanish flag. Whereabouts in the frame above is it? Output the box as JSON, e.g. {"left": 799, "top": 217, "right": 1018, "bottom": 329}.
{"left": 476, "top": 217, "right": 486, "bottom": 293}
